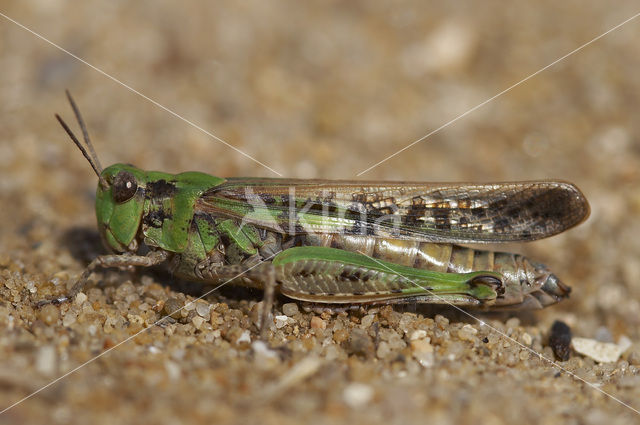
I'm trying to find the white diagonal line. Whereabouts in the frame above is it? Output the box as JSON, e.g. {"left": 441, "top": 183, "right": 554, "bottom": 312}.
{"left": 0, "top": 11, "right": 283, "bottom": 177}
{"left": 0, "top": 251, "right": 279, "bottom": 416}
{"left": 357, "top": 250, "right": 640, "bottom": 416}
{"left": 357, "top": 11, "right": 640, "bottom": 176}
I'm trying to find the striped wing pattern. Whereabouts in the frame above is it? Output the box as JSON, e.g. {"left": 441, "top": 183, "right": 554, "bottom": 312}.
{"left": 197, "top": 178, "right": 589, "bottom": 243}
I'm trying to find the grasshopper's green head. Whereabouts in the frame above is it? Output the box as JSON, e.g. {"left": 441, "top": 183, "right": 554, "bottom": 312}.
{"left": 95, "top": 163, "right": 148, "bottom": 253}
{"left": 56, "top": 91, "right": 149, "bottom": 254}
{"left": 57, "top": 91, "right": 225, "bottom": 254}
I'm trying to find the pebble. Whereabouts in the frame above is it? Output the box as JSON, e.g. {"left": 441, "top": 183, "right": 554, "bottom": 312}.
{"left": 343, "top": 382, "right": 374, "bottom": 408}
{"left": 333, "top": 328, "right": 349, "bottom": 344}
{"left": 195, "top": 302, "right": 210, "bottom": 318}
{"left": 191, "top": 316, "right": 205, "bottom": 329}
{"left": 164, "top": 360, "right": 181, "bottom": 380}
{"left": 360, "top": 314, "right": 376, "bottom": 329}
{"left": 37, "top": 304, "right": 60, "bottom": 325}
{"left": 252, "top": 341, "right": 279, "bottom": 365}
{"left": 310, "top": 316, "right": 326, "bottom": 330}
{"left": 627, "top": 350, "right": 640, "bottom": 366}
{"left": 435, "top": 314, "right": 449, "bottom": 328}
{"left": 572, "top": 337, "right": 630, "bottom": 363}
{"left": 163, "top": 298, "right": 184, "bottom": 320}
{"left": 549, "top": 320, "right": 572, "bottom": 361}
{"left": 505, "top": 317, "right": 520, "bottom": 329}
{"left": 410, "top": 329, "right": 427, "bottom": 341}
{"left": 282, "top": 303, "right": 299, "bottom": 316}
{"left": 458, "top": 324, "right": 478, "bottom": 341}
{"left": 35, "top": 345, "right": 56, "bottom": 376}
{"left": 346, "top": 328, "right": 374, "bottom": 357}
{"left": 617, "top": 375, "right": 640, "bottom": 388}
{"left": 74, "top": 292, "right": 88, "bottom": 305}
{"left": 376, "top": 341, "right": 391, "bottom": 359}
{"left": 594, "top": 326, "right": 614, "bottom": 343}
{"left": 236, "top": 330, "right": 251, "bottom": 344}
{"left": 411, "top": 338, "right": 435, "bottom": 367}
{"left": 275, "top": 315, "right": 289, "bottom": 329}
{"left": 62, "top": 310, "right": 77, "bottom": 327}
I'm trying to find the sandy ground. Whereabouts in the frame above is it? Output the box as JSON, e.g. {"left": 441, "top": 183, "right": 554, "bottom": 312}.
{"left": 1, "top": 2, "right": 640, "bottom": 424}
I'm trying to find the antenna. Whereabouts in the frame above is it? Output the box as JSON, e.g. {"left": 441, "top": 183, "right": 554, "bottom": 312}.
{"left": 56, "top": 91, "right": 108, "bottom": 189}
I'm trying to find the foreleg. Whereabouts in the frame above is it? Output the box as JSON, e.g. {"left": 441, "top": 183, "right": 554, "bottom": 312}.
{"left": 38, "top": 250, "right": 169, "bottom": 306}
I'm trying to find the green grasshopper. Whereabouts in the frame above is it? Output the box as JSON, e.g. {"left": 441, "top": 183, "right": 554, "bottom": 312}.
{"left": 45, "top": 92, "right": 590, "bottom": 336}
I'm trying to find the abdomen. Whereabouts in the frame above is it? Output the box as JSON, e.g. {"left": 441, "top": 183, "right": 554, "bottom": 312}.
{"left": 303, "top": 234, "right": 520, "bottom": 276}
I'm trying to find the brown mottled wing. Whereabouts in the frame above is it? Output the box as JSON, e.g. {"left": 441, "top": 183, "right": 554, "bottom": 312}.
{"left": 196, "top": 178, "right": 590, "bottom": 243}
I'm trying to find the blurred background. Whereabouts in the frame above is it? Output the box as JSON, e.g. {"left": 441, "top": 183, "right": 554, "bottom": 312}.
{"left": 1, "top": 1, "right": 640, "bottom": 424}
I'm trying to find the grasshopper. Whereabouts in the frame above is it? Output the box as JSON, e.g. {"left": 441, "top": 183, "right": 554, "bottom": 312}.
{"left": 45, "top": 92, "right": 590, "bottom": 337}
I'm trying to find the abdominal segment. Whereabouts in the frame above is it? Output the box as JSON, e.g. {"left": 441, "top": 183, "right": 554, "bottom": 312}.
{"left": 306, "top": 234, "right": 522, "bottom": 277}
{"left": 298, "top": 234, "right": 559, "bottom": 308}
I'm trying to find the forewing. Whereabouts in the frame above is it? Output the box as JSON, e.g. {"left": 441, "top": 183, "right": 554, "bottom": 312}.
{"left": 197, "top": 178, "right": 589, "bottom": 243}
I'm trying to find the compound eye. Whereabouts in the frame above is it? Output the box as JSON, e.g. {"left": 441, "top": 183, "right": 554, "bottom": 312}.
{"left": 112, "top": 171, "right": 138, "bottom": 203}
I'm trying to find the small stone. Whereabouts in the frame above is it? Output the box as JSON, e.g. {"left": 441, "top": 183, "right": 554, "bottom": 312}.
{"left": 360, "top": 314, "right": 376, "bottom": 329}
{"left": 346, "top": 329, "right": 374, "bottom": 357}
{"left": 37, "top": 304, "right": 60, "bottom": 325}
{"left": 310, "top": 316, "right": 326, "bottom": 330}
{"left": 410, "top": 330, "right": 427, "bottom": 341}
{"left": 252, "top": 340, "right": 279, "bottom": 365}
{"left": 324, "top": 344, "right": 342, "bottom": 361}
{"left": 505, "top": 317, "right": 520, "bottom": 329}
{"left": 191, "top": 316, "right": 205, "bottom": 329}
{"left": 164, "top": 360, "right": 181, "bottom": 380}
{"left": 35, "top": 345, "right": 56, "bottom": 376}
{"left": 62, "top": 310, "right": 77, "bottom": 327}
{"left": 594, "top": 326, "right": 614, "bottom": 343}
{"left": 521, "top": 332, "right": 533, "bottom": 346}
{"left": 618, "top": 336, "right": 633, "bottom": 353}
{"left": 237, "top": 330, "right": 251, "bottom": 344}
{"left": 411, "top": 338, "right": 434, "bottom": 367}
{"left": 195, "top": 302, "right": 210, "bottom": 318}
{"left": 549, "top": 320, "right": 572, "bottom": 361}
{"left": 487, "top": 334, "right": 500, "bottom": 345}
{"left": 74, "top": 292, "right": 88, "bottom": 305}
{"left": 386, "top": 331, "right": 406, "bottom": 351}
{"left": 333, "top": 328, "right": 349, "bottom": 344}
{"left": 399, "top": 313, "right": 416, "bottom": 333}
{"left": 618, "top": 376, "right": 640, "bottom": 388}
{"left": 282, "top": 303, "right": 299, "bottom": 316}
{"left": 434, "top": 314, "right": 449, "bottom": 328}
{"left": 343, "top": 383, "right": 374, "bottom": 408}
{"left": 163, "top": 298, "right": 184, "bottom": 320}
{"left": 376, "top": 341, "right": 391, "bottom": 359}
{"left": 445, "top": 341, "right": 465, "bottom": 360}
{"left": 572, "top": 337, "right": 629, "bottom": 363}
{"left": 114, "top": 282, "right": 136, "bottom": 299}
{"left": 275, "top": 315, "right": 288, "bottom": 329}
{"left": 458, "top": 324, "right": 478, "bottom": 341}
{"left": 627, "top": 351, "right": 640, "bottom": 366}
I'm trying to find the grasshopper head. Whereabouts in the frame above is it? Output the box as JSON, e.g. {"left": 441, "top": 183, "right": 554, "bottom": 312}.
{"left": 95, "top": 164, "right": 147, "bottom": 253}
{"left": 57, "top": 92, "right": 225, "bottom": 256}
{"left": 56, "top": 91, "right": 148, "bottom": 253}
